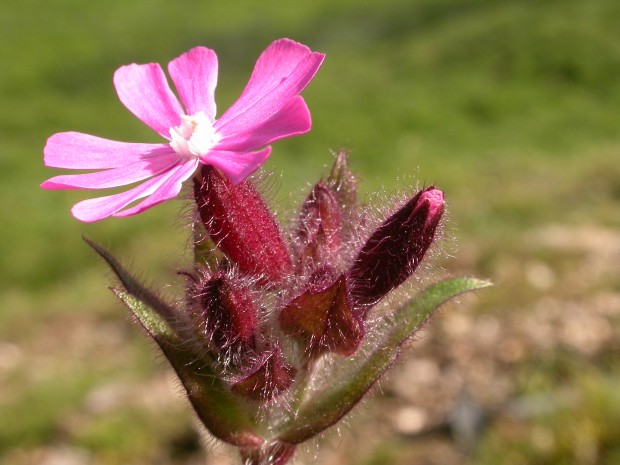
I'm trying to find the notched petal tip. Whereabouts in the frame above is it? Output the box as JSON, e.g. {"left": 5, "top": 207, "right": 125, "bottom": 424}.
{"left": 266, "top": 37, "right": 319, "bottom": 58}
{"left": 214, "top": 38, "right": 324, "bottom": 138}
{"left": 168, "top": 45, "right": 218, "bottom": 120}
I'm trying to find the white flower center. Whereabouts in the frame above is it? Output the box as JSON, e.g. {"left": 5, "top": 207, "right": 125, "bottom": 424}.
{"left": 169, "top": 112, "right": 219, "bottom": 159}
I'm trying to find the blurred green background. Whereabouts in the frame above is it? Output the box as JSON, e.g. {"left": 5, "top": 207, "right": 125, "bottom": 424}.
{"left": 2, "top": 0, "right": 619, "bottom": 464}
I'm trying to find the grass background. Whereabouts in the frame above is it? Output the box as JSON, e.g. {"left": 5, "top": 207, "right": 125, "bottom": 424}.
{"left": 1, "top": 0, "right": 619, "bottom": 464}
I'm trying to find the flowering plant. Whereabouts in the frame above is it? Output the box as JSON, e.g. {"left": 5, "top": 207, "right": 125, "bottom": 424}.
{"left": 42, "top": 39, "right": 488, "bottom": 465}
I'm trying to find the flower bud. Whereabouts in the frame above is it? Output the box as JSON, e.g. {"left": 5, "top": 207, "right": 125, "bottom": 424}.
{"left": 188, "top": 270, "right": 258, "bottom": 356}
{"left": 279, "top": 268, "right": 364, "bottom": 357}
{"left": 295, "top": 181, "right": 342, "bottom": 268}
{"left": 194, "top": 165, "right": 292, "bottom": 284}
{"left": 327, "top": 149, "right": 358, "bottom": 212}
{"left": 348, "top": 187, "right": 445, "bottom": 313}
{"left": 231, "top": 347, "right": 296, "bottom": 401}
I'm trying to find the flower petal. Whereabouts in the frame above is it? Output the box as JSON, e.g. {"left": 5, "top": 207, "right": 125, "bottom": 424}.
{"left": 44, "top": 132, "right": 171, "bottom": 169}
{"left": 114, "top": 63, "right": 184, "bottom": 138}
{"left": 214, "top": 96, "right": 310, "bottom": 152}
{"left": 112, "top": 158, "right": 199, "bottom": 217}
{"left": 41, "top": 152, "right": 180, "bottom": 190}
{"left": 204, "top": 147, "right": 271, "bottom": 185}
{"left": 71, "top": 160, "right": 197, "bottom": 222}
{"left": 168, "top": 46, "right": 218, "bottom": 120}
{"left": 70, "top": 170, "right": 179, "bottom": 222}
{"left": 215, "top": 39, "right": 324, "bottom": 137}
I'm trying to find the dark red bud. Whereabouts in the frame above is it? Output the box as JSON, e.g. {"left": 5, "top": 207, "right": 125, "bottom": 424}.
{"left": 296, "top": 182, "right": 343, "bottom": 268}
{"left": 348, "top": 187, "right": 445, "bottom": 313}
{"left": 279, "top": 269, "right": 364, "bottom": 357}
{"left": 189, "top": 271, "right": 258, "bottom": 355}
{"left": 231, "top": 347, "right": 296, "bottom": 401}
{"left": 194, "top": 165, "right": 292, "bottom": 284}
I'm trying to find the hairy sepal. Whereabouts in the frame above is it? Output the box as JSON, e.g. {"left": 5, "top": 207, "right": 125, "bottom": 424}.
{"left": 277, "top": 277, "right": 491, "bottom": 443}
{"left": 194, "top": 165, "right": 292, "bottom": 284}
{"left": 88, "top": 239, "right": 264, "bottom": 447}
{"left": 279, "top": 273, "right": 364, "bottom": 357}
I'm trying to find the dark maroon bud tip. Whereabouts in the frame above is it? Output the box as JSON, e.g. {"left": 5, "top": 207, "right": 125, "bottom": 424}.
{"left": 188, "top": 270, "right": 258, "bottom": 355}
{"left": 327, "top": 149, "right": 358, "bottom": 209}
{"left": 295, "top": 181, "right": 343, "bottom": 269}
{"left": 348, "top": 186, "right": 445, "bottom": 313}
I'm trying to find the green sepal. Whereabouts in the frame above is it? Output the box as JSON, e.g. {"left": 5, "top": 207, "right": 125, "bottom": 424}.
{"left": 87, "top": 238, "right": 264, "bottom": 448}
{"left": 277, "top": 277, "right": 491, "bottom": 443}
{"left": 113, "top": 289, "right": 265, "bottom": 448}
{"left": 113, "top": 289, "right": 178, "bottom": 345}
{"left": 192, "top": 221, "right": 225, "bottom": 269}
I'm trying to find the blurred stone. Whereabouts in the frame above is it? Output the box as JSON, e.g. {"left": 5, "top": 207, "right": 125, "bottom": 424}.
{"left": 84, "top": 373, "right": 179, "bottom": 415}
{"left": 393, "top": 406, "right": 429, "bottom": 435}
{"left": 497, "top": 337, "right": 526, "bottom": 363}
{"left": 391, "top": 358, "right": 441, "bottom": 401}
{"left": 524, "top": 260, "right": 556, "bottom": 290}
{"left": 474, "top": 316, "right": 501, "bottom": 347}
{"left": 594, "top": 292, "right": 620, "bottom": 316}
{"left": 527, "top": 224, "right": 620, "bottom": 255}
{"left": 84, "top": 381, "right": 130, "bottom": 414}
{"left": 441, "top": 312, "right": 473, "bottom": 338}
{"left": 0, "top": 342, "right": 22, "bottom": 371}
{"left": 560, "top": 311, "right": 612, "bottom": 355}
{"left": 39, "top": 446, "right": 92, "bottom": 465}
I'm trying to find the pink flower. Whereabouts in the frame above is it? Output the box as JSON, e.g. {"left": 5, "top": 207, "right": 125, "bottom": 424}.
{"left": 41, "top": 39, "right": 325, "bottom": 222}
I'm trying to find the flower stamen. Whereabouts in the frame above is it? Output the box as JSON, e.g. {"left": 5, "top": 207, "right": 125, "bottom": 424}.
{"left": 170, "top": 112, "right": 220, "bottom": 160}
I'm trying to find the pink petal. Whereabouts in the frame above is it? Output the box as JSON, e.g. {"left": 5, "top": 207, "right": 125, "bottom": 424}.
{"left": 214, "top": 96, "right": 310, "bottom": 152}
{"left": 114, "top": 63, "right": 184, "bottom": 138}
{"left": 215, "top": 39, "right": 324, "bottom": 137}
{"left": 44, "top": 132, "right": 171, "bottom": 169}
{"left": 168, "top": 46, "right": 218, "bottom": 120}
{"left": 41, "top": 152, "right": 180, "bottom": 190}
{"left": 71, "top": 171, "right": 177, "bottom": 222}
{"left": 71, "top": 159, "right": 197, "bottom": 222}
{"left": 113, "top": 159, "right": 199, "bottom": 217}
{"left": 204, "top": 147, "right": 271, "bottom": 185}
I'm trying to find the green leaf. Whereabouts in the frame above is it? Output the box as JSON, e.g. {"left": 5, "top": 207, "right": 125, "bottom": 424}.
{"left": 277, "top": 277, "right": 491, "bottom": 443}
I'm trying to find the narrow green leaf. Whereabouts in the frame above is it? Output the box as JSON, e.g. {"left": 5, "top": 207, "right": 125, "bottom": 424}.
{"left": 278, "top": 277, "right": 491, "bottom": 443}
